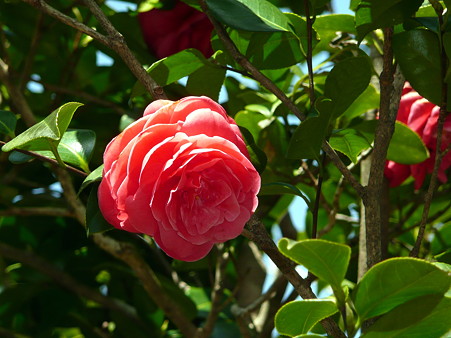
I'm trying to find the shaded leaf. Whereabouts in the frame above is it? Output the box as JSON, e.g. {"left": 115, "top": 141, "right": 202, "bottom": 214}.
{"left": 186, "top": 64, "right": 226, "bottom": 101}
{"left": 355, "top": 0, "right": 423, "bottom": 42}
{"left": 393, "top": 29, "right": 442, "bottom": 107}
{"left": 329, "top": 129, "right": 372, "bottom": 164}
{"left": 79, "top": 164, "right": 104, "bottom": 195}
{"left": 275, "top": 299, "right": 338, "bottom": 337}
{"left": 324, "top": 56, "right": 373, "bottom": 119}
{"left": 363, "top": 295, "right": 451, "bottom": 338}
{"left": 313, "top": 14, "right": 355, "bottom": 54}
{"left": 353, "top": 257, "right": 451, "bottom": 321}
{"left": 260, "top": 182, "right": 310, "bottom": 207}
{"left": 0, "top": 110, "right": 17, "bottom": 137}
{"left": 86, "top": 183, "right": 114, "bottom": 235}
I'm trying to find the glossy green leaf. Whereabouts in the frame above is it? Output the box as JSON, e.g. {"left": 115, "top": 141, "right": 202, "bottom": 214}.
{"left": 275, "top": 299, "right": 338, "bottom": 337}
{"left": 278, "top": 238, "right": 351, "bottom": 304}
{"left": 235, "top": 110, "right": 267, "bottom": 142}
{"left": 393, "top": 29, "right": 442, "bottom": 106}
{"left": 324, "top": 56, "right": 372, "bottom": 119}
{"left": 206, "top": 0, "right": 291, "bottom": 32}
{"left": 355, "top": 0, "right": 423, "bottom": 42}
{"left": 78, "top": 164, "right": 103, "bottom": 195}
{"left": 286, "top": 99, "right": 332, "bottom": 160}
{"left": 353, "top": 257, "right": 451, "bottom": 321}
{"left": 329, "top": 129, "right": 372, "bottom": 164}
{"left": 86, "top": 183, "right": 114, "bottom": 235}
{"left": 363, "top": 295, "right": 451, "bottom": 338}
{"left": 313, "top": 14, "right": 355, "bottom": 53}
{"left": 1, "top": 102, "right": 83, "bottom": 153}
{"left": 0, "top": 110, "right": 17, "bottom": 137}
{"left": 186, "top": 64, "right": 226, "bottom": 101}
{"left": 387, "top": 121, "right": 429, "bottom": 164}
{"left": 132, "top": 49, "right": 206, "bottom": 97}
{"left": 24, "top": 129, "right": 96, "bottom": 173}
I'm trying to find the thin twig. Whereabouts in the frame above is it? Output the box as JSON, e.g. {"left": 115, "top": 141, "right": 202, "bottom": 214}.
{"left": 304, "top": 1, "right": 315, "bottom": 106}
{"left": 21, "top": 0, "right": 166, "bottom": 100}
{"left": 0, "top": 242, "right": 148, "bottom": 329}
{"left": 0, "top": 207, "right": 75, "bottom": 218}
{"left": 410, "top": 3, "right": 449, "bottom": 257}
{"left": 0, "top": 140, "right": 88, "bottom": 177}
{"left": 199, "top": 0, "right": 366, "bottom": 202}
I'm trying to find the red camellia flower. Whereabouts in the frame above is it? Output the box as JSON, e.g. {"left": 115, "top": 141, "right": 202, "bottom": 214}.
{"left": 138, "top": 1, "right": 214, "bottom": 59}
{"left": 385, "top": 83, "right": 451, "bottom": 189}
{"left": 98, "top": 96, "right": 260, "bottom": 261}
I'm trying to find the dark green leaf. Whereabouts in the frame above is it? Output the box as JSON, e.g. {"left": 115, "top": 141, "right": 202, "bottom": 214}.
{"left": 0, "top": 110, "right": 17, "bottom": 137}
{"left": 286, "top": 99, "right": 332, "bottom": 160}
{"left": 324, "top": 56, "right": 373, "bottom": 119}
{"left": 275, "top": 300, "right": 338, "bottom": 336}
{"left": 388, "top": 121, "right": 429, "bottom": 164}
{"left": 239, "top": 126, "right": 267, "bottom": 173}
{"left": 278, "top": 238, "right": 351, "bottom": 304}
{"left": 186, "top": 64, "right": 226, "bottom": 101}
{"left": 353, "top": 257, "right": 451, "bottom": 320}
{"left": 86, "top": 183, "right": 114, "bottom": 235}
{"left": 363, "top": 295, "right": 451, "bottom": 338}
{"left": 393, "top": 29, "right": 442, "bottom": 106}
{"left": 206, "top": 0, "right": 291, "bottom": 32}
{"left": 1, "top": 102, "right": 83, "bottom": 153}
{"left": 355, "top": 0, "right": 423, "bottom": 42}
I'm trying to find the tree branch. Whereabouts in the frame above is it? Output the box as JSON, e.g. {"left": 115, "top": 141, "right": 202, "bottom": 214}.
{"left": 21, "top": 0, "right": 166, "bottom": 100}
{"left": 0, "top": 241, "right": 149, "bottom": 329}
{"left": 242, "top": 217, "right": 346, "bottom": 338}
{"left": 364, "top": 28, "right": 404, "bottom": 270}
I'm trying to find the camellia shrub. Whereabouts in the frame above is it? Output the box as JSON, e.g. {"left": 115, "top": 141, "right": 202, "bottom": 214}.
{"left": 0, "top": 0, "right": 450, "bottom": 338}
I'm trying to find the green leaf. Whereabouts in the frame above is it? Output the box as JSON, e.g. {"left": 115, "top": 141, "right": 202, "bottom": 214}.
{"left": 393, "top": 29, "right": 442, "bottom": 106}
{"left": 278, "top": 238, "right": 351, "bottom": 304}
{"left": 355, "top": 0, "right": 423, "bottom": 42}
{"left": 341, "top": 84, "right": 380, "bottom": 123}
{"left": 132, "top": 49, "right": 206, "bottom": 97}
{"left": 186, "top": 64, "right": 226, "bottom": 101}
{"left": 1, "top": 102, "right": 83, "bottom": 153}
{"left": 78, "top": 164, "right": 103, "bottom": 195}
{"left": 313, "top": 14, "right": 356, "bottom": 54}
{"left": 387, "top": 121, "right": 429, "bottom": 164}
{"left": 353, "top": 257, "right": 451, "bottom": 321}
{"left": 286, "top": 99, "right": 332, "bottom": 160}
{"left": 260, "top": 182, "right": 311, "bottom": 207}
{"left": 238, "top": 126, "right": 267, "bottom": 173}
{"left": 275, "top": 299, "right": 338, "bottom": 337}
{"left": 206, "top": 0, "right": 291, "bottom": 32}
{"left": 329, "top": 129, "right": 372, "bottom": 163}
{"left": 86, "top": 183, "right": 114, "bottom": 235}
{"left": 0, "top": 110, "right": 17, "bottom": 137}
{"left": 324, "top": 56, "right": 373, "bottom": 119}
{"left": 363, "top": 295, "right": 451, "bottom": 338}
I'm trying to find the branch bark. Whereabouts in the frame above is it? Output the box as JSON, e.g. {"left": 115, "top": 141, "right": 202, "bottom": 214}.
{"left": 21, "top": 0, "right": 166, "bottom": 100}
{"left": 364, "top": 28, "right": 404, "bottom": 270}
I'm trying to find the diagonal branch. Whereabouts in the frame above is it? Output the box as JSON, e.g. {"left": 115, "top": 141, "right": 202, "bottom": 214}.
{"left": 200, "top": 0, "right": 366, "bottom": 200}
{"left": 21, "top": 0, "right": 166, "bottom": 100}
